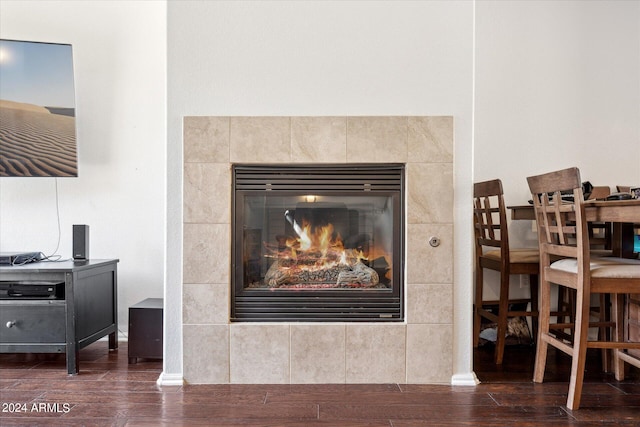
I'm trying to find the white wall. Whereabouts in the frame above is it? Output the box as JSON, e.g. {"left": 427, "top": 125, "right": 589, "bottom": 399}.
{"left": 0, "top": 1, "right": 167, "bottom": 336}
{"left": 476, "top": 0, "right": 640, "bottom": 248}
{"left": 474, "top": 1, "right": 640, "bottom": 304}
{"left": 167, "top": 1, "right": 475, "bottom": 383}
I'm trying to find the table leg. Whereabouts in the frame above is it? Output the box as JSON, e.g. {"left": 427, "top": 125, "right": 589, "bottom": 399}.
{"left": 612, "top": 222, "right": 635, "bottom": 259}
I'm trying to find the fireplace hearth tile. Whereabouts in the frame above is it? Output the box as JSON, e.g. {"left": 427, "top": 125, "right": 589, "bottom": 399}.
{"left": 408, "top": 116, "right": 453, "bottom": 163}
{"left": 345, "top": 324, "right": 406, "bottom": 383}
{"left": 407, "top": 323, "right": 453, "bottom": 383}
{"left": 407, "top": 163, "right": 453, "bottom": 224}
{"left": 291, "top": 325, "right": 346, "bottom": 383}
{"left": 406, "top": 223, "right": 453, "bottom": 284}
{"left": 346, "top": 116, "right": 408, "bottom": 163}
{"left": 407, "top": 283, "right": 453, "bottom": 324}
{"left": 230, "top": 324, "right": 290, "bottom": 384}
{"left": 230, "top": 117, "right": 291, "bottom": 163}
{"left": 184, "top": 324, "right": 229, "bottom": 384}
{"left": 184, "top": 163, "right": 230, "bottom": 224}
{"left": 291, "top": 117, "right": 347, "bottom": 163}
{"left": 184, "top": 116, "right": 230, "bottom": 163}
{"left": 183, "top": 283, "right": 229, "bottom": 324}
{"left": 183, "top": 224, "right": 230, "bottom": 284}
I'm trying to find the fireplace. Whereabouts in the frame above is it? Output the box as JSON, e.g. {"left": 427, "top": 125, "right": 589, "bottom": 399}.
{"left": 183, "top": 116, "right": 454, "bottom": 384}
{"left": 232, "top": 164, "right": 404, "bottom": 321}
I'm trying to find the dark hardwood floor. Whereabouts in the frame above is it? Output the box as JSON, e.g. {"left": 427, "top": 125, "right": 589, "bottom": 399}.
{"left": 1, "top": 341, "right": 639, "bottom": 426}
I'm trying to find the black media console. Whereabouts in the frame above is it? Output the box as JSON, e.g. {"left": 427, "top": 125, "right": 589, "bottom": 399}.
{"left": 0, "top": 259, "right": 119, "bottom": 374}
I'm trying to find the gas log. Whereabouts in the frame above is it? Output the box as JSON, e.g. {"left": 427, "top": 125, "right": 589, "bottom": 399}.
{"left": 264, "top": 249, "right": 380, "bottom": 288}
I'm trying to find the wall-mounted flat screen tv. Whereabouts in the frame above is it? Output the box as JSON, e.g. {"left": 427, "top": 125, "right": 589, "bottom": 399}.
{"left": 0, "top": 39, "right": 77, "bottom": 177}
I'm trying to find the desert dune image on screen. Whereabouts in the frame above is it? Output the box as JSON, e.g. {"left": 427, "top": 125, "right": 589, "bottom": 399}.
{"left": 0, "top": 39, "right": 77, "bottom": 177}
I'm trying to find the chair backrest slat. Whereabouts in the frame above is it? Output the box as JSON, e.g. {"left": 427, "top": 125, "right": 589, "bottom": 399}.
{"left": 473, "top": 179, "right": 509, "bottom": 261}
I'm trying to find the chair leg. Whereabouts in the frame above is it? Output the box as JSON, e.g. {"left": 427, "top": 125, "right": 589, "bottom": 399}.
{"left": 598, "top": 293, "right": 611, "bottom": 373}
{"left": 473, "top": 266, "right": 484, "bottom": 348}
{"left": 556, "top": 286, "right": 576, "bottom": 341}
{"left": 613, "top": 293, "right": 626, "bottom": 381}
{"left": 494, "top": 271, "right": 510, "bottom": 364}
{"left": 529, "top": 274, "right": 539, "bottom": 344}
{"left": 566, "top": 287, "right": 591, "bottom": 411}
{"left": 533, "top": 278, "right": 551, "bottom": 383}
{"left": 557, "top": 286, "right": 569, "bottom": 324}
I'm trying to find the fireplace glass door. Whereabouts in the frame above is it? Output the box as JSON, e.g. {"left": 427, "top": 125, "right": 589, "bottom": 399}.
{"left": 232, "top": 164, "right": 404, "bottom": 321}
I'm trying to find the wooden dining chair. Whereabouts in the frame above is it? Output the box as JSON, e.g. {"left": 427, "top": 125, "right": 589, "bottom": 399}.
{"left": 527, "top": 167, "right": 640, "bottom": 410}
{"left": 557, "top": 185, "right": 613, "bottom": 370}
{"left": 473, "top": 179, "right": 539, "bottom": 364}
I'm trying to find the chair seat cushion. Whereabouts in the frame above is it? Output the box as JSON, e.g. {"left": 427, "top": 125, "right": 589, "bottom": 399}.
{"left": 483, "top": 248, "right": 539, "bottom": 263}
{"left": 551, "top": 256, "right": 640, "bottom": 279}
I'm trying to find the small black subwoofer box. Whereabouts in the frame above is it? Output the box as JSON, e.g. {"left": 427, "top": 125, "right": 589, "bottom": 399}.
{"left": 73, "top": 224, "right": 89, "bottom": 260}
{"left": 129, "top": 298, "right": 163, "bottom": 363}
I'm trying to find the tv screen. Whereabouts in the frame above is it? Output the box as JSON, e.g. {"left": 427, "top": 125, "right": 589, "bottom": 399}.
{"left": 0, "top": 39, "right": 77, "bottom": 177}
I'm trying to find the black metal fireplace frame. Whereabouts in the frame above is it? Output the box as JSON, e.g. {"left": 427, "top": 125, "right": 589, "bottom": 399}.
{"left": 231, "top": 164, "right": 405, "bottom": 322}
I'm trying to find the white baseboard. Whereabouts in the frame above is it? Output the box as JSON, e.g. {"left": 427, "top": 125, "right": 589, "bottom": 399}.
{"left": 450, "top": 372, "right": 480, "bottom": 386}
{"left": 156, "top": 372, "right": 184, "bottom": 386}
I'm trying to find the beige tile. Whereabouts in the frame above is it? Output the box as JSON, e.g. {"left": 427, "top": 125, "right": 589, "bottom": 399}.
{"left": 407, "top": 163, "right": 453, "bottom": 224}
{"left": 291, "top": 117, "right": 347, "bottom": 163}
{"left": 346, "top": 117, "right": 408, "bottom": 163}
{"left": 230, "top": 324, "right": 290, "bottom": 383}
{"left": 183, "top": 223, "right": 229, "bottom": 284}
{"left": 407, "top": 116, "right": 453, "bottom": 163}
{"left": 290, "top": 325, "right": 346, "bottom": 383}
{"left": 406, "top": 223, "right": 453, "bottom": 284}
{"left": 230, "top": 117, "right": 291, "bottom": 163}
{"left": 406, "top": 283, "right": 453, "bottom": 324}
{"left": 183, "top": 283, "right": 228, "bottom": 324}
{"left": 183, "top": 324, "right": 229, "bottom": 384}
{"left": 345, "top": 324, "right": 406, "bottom": 383}
{"left": 184, "top": 116, "right": 230, "bottom": 163}
{"left": 184, "top": 163, "right": 230, "bottom": 224}
{"left": 406, "top": 324, "right": 453, "bottom": 383}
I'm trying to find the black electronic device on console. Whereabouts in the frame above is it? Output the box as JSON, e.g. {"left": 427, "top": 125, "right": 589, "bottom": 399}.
{"left": 606, "top": 192, "right": 633, "bottom": 201}
{"left": 0, "top": 281, "right": 64, "bottom": 299}
{"left": 0, "top": 252, "right": 43, "bottom": 266}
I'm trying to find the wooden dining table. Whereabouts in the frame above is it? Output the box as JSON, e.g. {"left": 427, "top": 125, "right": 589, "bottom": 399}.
{"left": 508, "top": 199, "right": 640, "bottom": 259}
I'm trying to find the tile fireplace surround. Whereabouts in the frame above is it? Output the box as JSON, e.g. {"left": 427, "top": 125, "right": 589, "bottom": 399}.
{"left": 183, "top": 116, "right": 453, "bottom": 384}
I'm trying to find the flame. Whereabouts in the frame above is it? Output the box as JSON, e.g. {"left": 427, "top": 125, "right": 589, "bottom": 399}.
{"left": 261, "top": 220, "right": 392, "bottom": 285}
{"left": 257, "top": 218, "right": 394, "bottom": 289}
{"left": 285, "top": 223, "right": 338, "bottom": 257}
{"left": 280, "top": 222, "right": 376, "bottom": 268}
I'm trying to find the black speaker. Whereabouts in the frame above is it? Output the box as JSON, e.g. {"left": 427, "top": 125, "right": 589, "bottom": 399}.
{"left": 73, "top": 224, "right": 90, "bottom": 260}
